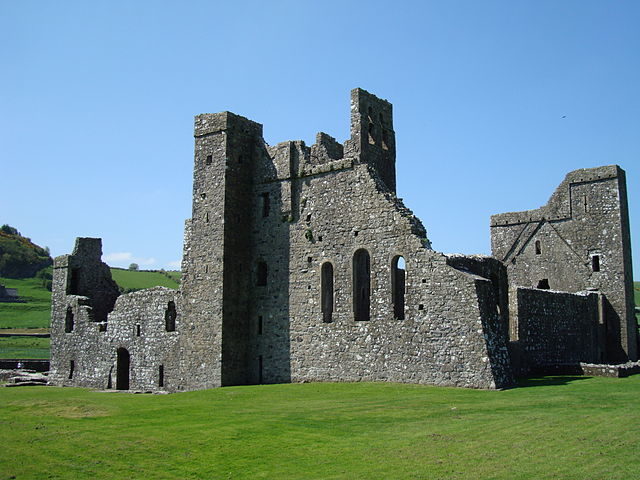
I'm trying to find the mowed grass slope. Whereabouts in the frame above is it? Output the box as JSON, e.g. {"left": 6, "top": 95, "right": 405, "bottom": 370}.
{"left": 1, "top": 376, "right": 640, "bottom": 479}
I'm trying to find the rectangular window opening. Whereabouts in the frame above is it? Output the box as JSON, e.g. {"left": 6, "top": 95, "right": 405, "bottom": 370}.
{"left": 260, "top": 192, "right": 270, "bottom": 217}
{"left": 592, "top": 255, "right": 600, "bottom": 272}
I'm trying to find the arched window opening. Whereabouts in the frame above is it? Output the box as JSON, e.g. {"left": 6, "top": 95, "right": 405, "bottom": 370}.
{"left": 65, "top": 307, "right": 74, "bottom": 333}
{"left": 165, "top": 301, "right": 177, "bottom": 332}
{"left": 353, "top": 249, "right": 371, "bottom": 321}
{"left": 391, "top": 256, "right": 406, "bottom": 320}
{"left": 382, "top": 129, "right": 389, "bottom": 150}
{"left": 537, "top": 279, "right": 550, "bottom": 290}
{"left": 116, "top": 347, "right": 130, "bottom": 391}
{"left": 321, "top": 262, "right": 334, "bottom": 323}
{"left": 368, "top": 122, "right": 376, "bottom": 144}
{"left": 535, "top": 240, "right": 541, "bottom": 255}
{"left": 257, "top": 261, "right": 268, "bottom": 286}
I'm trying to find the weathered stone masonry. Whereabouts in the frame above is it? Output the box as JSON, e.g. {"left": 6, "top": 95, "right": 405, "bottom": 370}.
{"left": 49, "top": 89, "right": 636, "bottom": 392}
{"left": 491, "top": 165, "right": 636, "bottom": 368}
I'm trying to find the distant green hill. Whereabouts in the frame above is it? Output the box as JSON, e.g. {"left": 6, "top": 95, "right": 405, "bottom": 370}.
{"left": 0, "top": 225, "right": 52, "bottom": 278}
{"left": 110, "top": 268, "right": 180, "bottom": 292}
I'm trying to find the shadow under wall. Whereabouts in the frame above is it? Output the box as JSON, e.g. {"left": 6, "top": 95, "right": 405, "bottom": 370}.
{"left": 603, "top": 296, "right": 625, "bottom": 363}
{"left": 475, "top": 281, "right": 514, "bottom": 389}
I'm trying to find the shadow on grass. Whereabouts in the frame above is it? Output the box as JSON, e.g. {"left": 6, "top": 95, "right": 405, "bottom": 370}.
{"left": 516, "top": 376, "right": 592, "bottom": 388}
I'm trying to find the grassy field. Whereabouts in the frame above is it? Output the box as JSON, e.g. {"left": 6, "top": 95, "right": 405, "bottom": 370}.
{"left": 0, "top": 335, "right": 49, "bottom": 359}
{"left": 0, "top": 270, "right": 180, "bottom": 359}
{"left": 0, "top": 376, "right": 639, "bottom": 479}
{"left": 109, "top": 268, "right": 180, "bottom": 291}
{"left": 0, "top": 276, "right": 52, "bottom": 329}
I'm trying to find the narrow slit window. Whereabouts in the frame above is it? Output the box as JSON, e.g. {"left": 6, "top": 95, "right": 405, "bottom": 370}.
{"left": 353, "top": 249, "right": 371, "bottom": 321}
{"left": 65, "top": 307, "right": 74, "bottom": 333}
{"left": 165, "top": 301, "right": 177, "bottom": 332}
{"left": 258, "top": 315, "right": 263, "bottom": 335}
{"left": 391, "top": 256, "right": 406, "bottom": 320}
{"left": 321, "top": 262, "right": 334, "bottom": 323}
{"left": 257, "top": 261, "right": 268, "bottom": 286}
{"left": 158, "top": 365, "right": 164, "bottom": 388}
{"left": 535, "top": 240, "right": 541, "bottom": 255}
{"left": 136, "top": 324, "right": 141, "bottom": 337}
{"left": 591, "top": 255, "right": 600, "bottom": 272}
{"left": 68, "top": 360, "right": 75, "bottom": 380}
{"left": 205, "top": 154, "right": 212, "bottom": 165}
{"left": 260, "top": 192, "right": 270, "bottom": 217}
{"left": 68, "top": 268, "right": 80, "bottom": 295}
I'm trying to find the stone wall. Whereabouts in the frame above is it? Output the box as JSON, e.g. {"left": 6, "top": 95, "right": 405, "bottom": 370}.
{"left": 509, "top": 287, "right": 602, "bottom": 373}
{"left": 233, "top": 89, "right": 513, "bottom": 389}
{"left": 491, "top": 166, "right": 637, "bottom": 363}
{"left": 49, "top": 239, "right": 181, "bottom": 391}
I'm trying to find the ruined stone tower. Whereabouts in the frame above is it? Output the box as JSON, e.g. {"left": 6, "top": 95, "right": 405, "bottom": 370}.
{"left": 491, "top": 166, "right": 637, "bottom": 367}
{"left": 49, "top": 89, "right": 635, "bottom": 392}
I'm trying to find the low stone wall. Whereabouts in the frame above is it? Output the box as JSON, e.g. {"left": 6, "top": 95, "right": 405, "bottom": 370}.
{"left": 511, "top": 287, "right": 601, "bottom": 373}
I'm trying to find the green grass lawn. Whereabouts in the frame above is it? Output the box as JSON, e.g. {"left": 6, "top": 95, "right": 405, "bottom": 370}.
{"left": 0, "top": 335, "right": 49, "bottom": 359}
{"left": 0, "top": 376, "right": 639, "bottom": 479}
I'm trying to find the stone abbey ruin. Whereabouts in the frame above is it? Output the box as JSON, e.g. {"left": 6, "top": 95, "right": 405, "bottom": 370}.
{"left": 49, "top": 89, "right": 637, "bottom": 391}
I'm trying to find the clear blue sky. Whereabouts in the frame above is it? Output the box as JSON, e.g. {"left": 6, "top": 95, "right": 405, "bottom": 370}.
{"left": 2, "top": 1, "right": 639, "bottom": 279}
